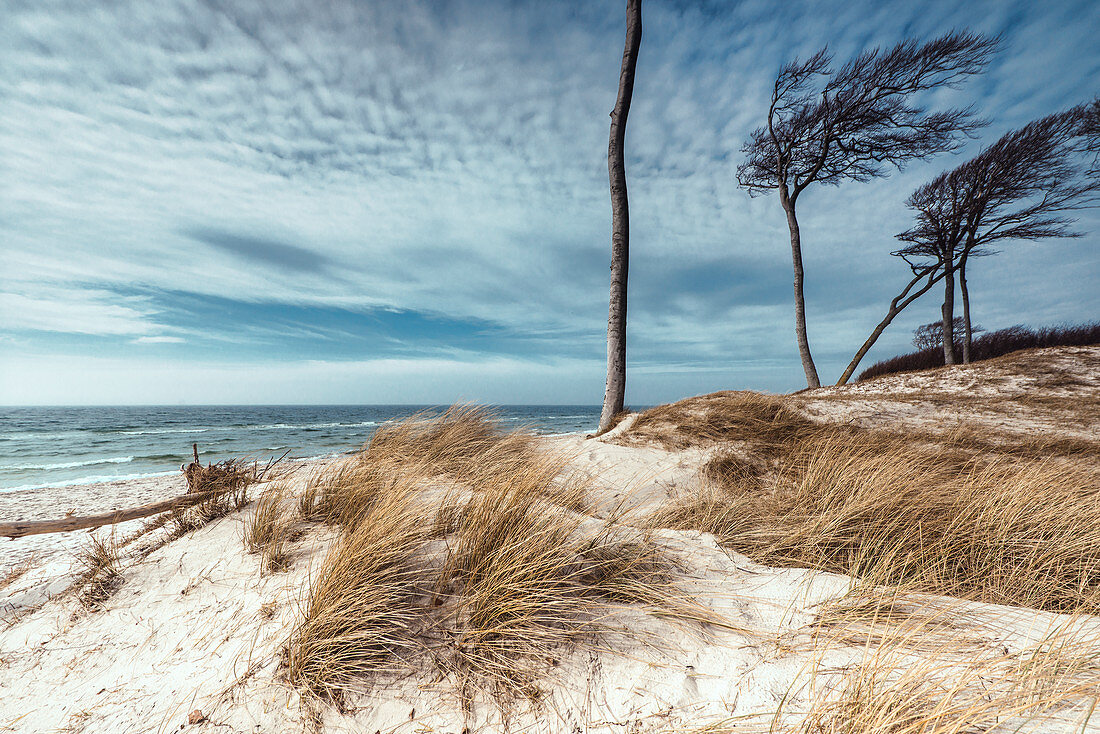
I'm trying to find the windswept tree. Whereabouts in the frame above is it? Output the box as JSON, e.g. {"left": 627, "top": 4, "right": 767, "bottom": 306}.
{"left": 895, "top": 103, "right": 1100, "bottom": 364}
{"left": 738, "top": 31, "right": 998, "bottom": 387}
{"left": 836, "top": 102, "right": 1099, "bottom": 384}
{"left": 912, "top": 317, "right": 982, "bottom": 351}
{"left": 598, "top": 0, "right": 642, "bottom": 434}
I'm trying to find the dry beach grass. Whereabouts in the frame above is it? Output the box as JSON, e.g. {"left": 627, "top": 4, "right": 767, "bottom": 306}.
{"left": 285, "top": 406, "right": 684, "bottom": 706}
{"left": 644, "top": 400, "right": 1100, "bottom": 614}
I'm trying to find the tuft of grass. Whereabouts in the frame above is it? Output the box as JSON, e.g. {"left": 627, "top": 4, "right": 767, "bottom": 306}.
{"left": 619, "top": 390, "right": 822, "bottom": 451}
{"left": 297, "top": 467, "right": 323, "bottom": 520}
{"left": 793, "top": 608, "right": 1100, "bottom": 734}
{"left": 437, "top": 456, "right": 668, "bottom": 699}
{"left": 303, "top": 406, "right": 544, "bottom": 530}
{"left": 681, "top": 589, "right": 1100, "bottom": 733}
{"left": 365, "top": 404, "right": 538, "bottom": 483}
{"left": 285, "top": 408, "right": 682, "bottom": 707}
{"left": 75, "top": 533, "right": 123, "bottom": 609}
{"left": 0, "top": 561, "right": 33, "bottom": 592}
{"left": 244, "top": 484, "right": 293, "bottom": 574}
{"left": 284, "top": 479, "right": 433, "bottom": 701}
{"left": 654, "top": 427, "right": 1100, "bottom": 614}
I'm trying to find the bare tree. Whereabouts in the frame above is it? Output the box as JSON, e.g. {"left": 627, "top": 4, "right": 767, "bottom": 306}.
{"left": 738, "top": 31, "right": 998, "bottom": 387}
{"left": 598, "top": 0, "right": 642, "bottom": 434}
{"left": 895, "top": 104, "right": 1099, "bottom": 364}
{"left": 837, "top": 103, "right": 1099, "bottom": 384}
{"left": 912, "top": 317, "right": 982, "bottom": 350}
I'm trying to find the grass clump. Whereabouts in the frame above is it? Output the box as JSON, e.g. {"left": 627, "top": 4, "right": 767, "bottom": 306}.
{"left": 244, "top": 484, "right": 293, "bottom": 574}
{"left": 172, "top": 458, "right": 259, "bottom": 535}
{"left": 0, "top": 562, "right": 32, "bottom": 592}
{"left": 285, "top": 407, "right": 680, "bottom": 707}
{"left": 655, "top": 428, "right": 1100, "bottom": 614}
{"left": 302, "top": 405, "right": 538, "bottom": 529}
{"left": 796, "top": 633, "right": 1100, "bottom": 734}
{"left": 687, "top": 588, "right": 1100, "bottom": 734}
{"left": 285, "top": 483, "right": 433, "bottom": 701}
{"left": 365, "top": 404, "right": 538, "bottom": 482}
{"left": 620, "top": 390, "right": 821, "bottom": 451}
{"left": 793, "top": 592, "right": 1100, "bottom": 734}
{"left": 75, "top": 533, "right": 123, "bottom": 610}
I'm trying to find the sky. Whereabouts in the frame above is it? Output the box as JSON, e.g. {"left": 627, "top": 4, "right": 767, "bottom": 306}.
{"left": 1, "top": 0, "right": 1097, "bottom": 406}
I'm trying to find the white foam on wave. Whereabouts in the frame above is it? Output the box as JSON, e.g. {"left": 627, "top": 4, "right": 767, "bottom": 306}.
{"left": 0, "top": 470, "right": 180, "bottom": 494}
{"left": 123, "top": 421, "right": 381, "bottom": 434}
{"left": 119, "top": 427, "right": 210, "bottom": 436}
{"left": 2, "top": 456, "right": 135, "bottom": 471}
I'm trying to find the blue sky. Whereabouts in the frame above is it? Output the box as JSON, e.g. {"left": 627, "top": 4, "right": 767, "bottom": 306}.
{"left": 1, "top": 0, "right": 1097, "bottom": 405}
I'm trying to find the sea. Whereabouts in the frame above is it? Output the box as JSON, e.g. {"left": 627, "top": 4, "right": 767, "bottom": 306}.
{"left": 0, "top": 405, "right": 603, "bottom": 494}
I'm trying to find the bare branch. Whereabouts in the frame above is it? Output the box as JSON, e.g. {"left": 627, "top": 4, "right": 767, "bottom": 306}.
{"left": 737, "top": 30, "right": 998, "bottom": 198}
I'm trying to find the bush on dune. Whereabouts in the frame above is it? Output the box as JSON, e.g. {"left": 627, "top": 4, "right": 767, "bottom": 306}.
{"left": 857, "top": 322, "right": 1100, "bottom": 382}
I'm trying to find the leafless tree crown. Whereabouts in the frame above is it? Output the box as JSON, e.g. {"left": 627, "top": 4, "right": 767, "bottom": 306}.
{"left": 913, "top": 317, "right": 982, "bottom": 350}
{"left": 737, "top": 31, "right": 1000, "bottom": 201}
{"left": 894, "top": 102, "right": 1100, "bottom": 268}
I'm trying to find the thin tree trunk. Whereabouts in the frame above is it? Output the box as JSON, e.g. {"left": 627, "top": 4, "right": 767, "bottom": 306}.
{"left": 941, "top": 257, "right": 957, "bottom": 365}
{"left": 598, "top": 0, "right": 642, "bottom": 434}
{"left": 836, "top": 265, "right": 946, "bottom": 385}
{"left": 780, "top": 188, "right": 821, "bottom": 388}
{"left": 959, "top": 255, "right": 972, "bottom": 364}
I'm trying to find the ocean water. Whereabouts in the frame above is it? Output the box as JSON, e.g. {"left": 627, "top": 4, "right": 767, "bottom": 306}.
{"left": 0, "top": 405, "right": 603, "bottom": 494}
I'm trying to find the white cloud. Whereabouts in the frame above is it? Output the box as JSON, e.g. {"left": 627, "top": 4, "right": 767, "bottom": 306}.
{"left": 0, "top": 290, "right": 159, "bottom": 336}
{"left": 133, "top": 335, "right": 186, "bottom": 344}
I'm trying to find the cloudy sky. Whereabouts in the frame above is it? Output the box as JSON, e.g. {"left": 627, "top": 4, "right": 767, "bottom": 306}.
{"left": 1, "top": 0, "right": 1097, "bottom": 405}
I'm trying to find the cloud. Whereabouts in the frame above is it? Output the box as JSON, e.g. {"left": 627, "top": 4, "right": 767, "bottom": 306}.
{"left": 0, "top": 0, "right": 1097, "bottom": 402}
{"left": 133, "top": 335, "right": 186, "bottom": 344}
{"left": 0, "top": 290, "right": 160, "bottom": 337}
{"left": 182, "top": 227, "right": 331, "bottom": 274}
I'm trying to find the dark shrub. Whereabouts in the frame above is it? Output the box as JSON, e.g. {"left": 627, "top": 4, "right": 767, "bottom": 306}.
{"left": 857, "top": 322, "right": 1100, "bottom": 382}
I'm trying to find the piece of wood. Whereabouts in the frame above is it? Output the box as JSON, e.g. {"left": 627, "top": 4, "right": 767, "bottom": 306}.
{"left": 0, "top": 487, "right": 229, "bottom": 539}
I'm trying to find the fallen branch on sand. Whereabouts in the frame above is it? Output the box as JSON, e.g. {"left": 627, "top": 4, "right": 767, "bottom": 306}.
{"left": 1, "top": 487, "right": 240, "bottom": 539}
{"left": 1, "top": 446, "right": 287, "bottom": 539}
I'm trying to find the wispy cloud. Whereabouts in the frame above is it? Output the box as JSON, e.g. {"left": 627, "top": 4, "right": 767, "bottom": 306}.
{"left": 133, "top": 335, "right": 186, "bottom": 344}
{"left": 0, "top": 291, "right": 161, "bottom": 337}
{"left": 1, "top": 0, "right": 1097, "bottom": 403}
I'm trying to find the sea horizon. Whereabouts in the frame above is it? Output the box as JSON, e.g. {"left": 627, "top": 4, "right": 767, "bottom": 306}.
{"left": 0, "top": 404, "right": 613, "bottom": 495}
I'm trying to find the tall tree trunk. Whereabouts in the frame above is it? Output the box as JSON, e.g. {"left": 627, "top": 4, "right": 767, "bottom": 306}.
{"left": 959, "top": 255, "right": 972, "bottom": 364}
{"left": 941, "top": 258, "right": 957, "bottom": 365}
{"left": 779, "top": 188, "right": 821, "bottom": 388}
{"left": 835, "top": 265, "right": 946, "bottom": 385}
{"left": 598, "top": 0, "right": 642, "bottom": 434}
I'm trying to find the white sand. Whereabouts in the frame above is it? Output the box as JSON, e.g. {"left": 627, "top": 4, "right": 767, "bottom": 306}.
{"left": 2, "top": 349, "right": 1099, "bottom": 733}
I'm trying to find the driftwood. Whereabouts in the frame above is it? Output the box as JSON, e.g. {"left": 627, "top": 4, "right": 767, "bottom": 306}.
{"left": 0, "top": 487, "right": 232, "bottom": 539}
{"left": 1, "top": 445, "right": 290, "bottom": 540}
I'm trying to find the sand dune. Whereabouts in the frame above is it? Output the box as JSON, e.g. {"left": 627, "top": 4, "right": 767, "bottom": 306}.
{"left": 2, "top": 347, "right": 1098, "bottom": 733}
